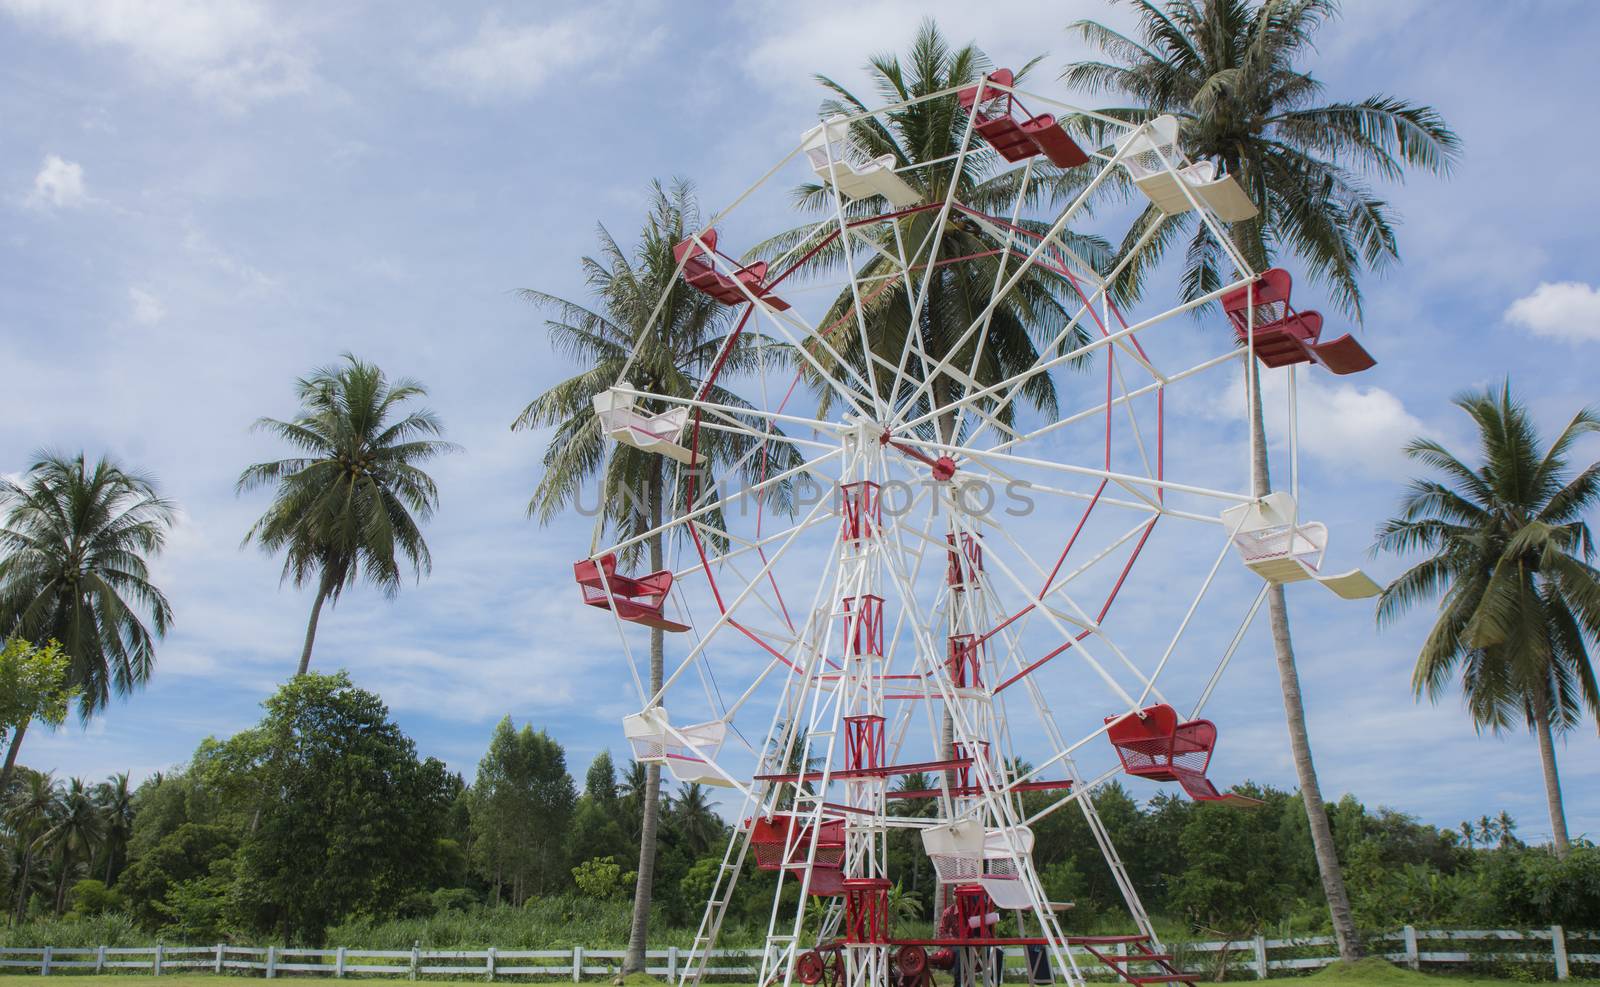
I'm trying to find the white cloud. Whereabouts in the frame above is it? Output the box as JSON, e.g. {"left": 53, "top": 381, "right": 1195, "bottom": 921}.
{"left": 1504, "top": 281, "right": 1600, "bottom": 343}
{"left": 0, "top": 0, "right": 315, "bottom": 109}
{"left": 424, "top": 7, "right": 664, "bottom": 100}
{"left": 129, "top": 287, "right": 166, "bottom": 325}
{"left": 25, "top": 154, "right": 87, "bottom": 209}
{"left": 1215, "top": 370, "right": 1431, "bottom": 478}
{"left": 734, "top": 0, "right": 1122, "bottom": 99}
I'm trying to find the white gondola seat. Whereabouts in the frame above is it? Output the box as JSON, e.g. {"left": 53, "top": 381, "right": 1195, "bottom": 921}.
{"left": 1220, "top": 492, "right": 1380, "bottom": 599}
{"left": 592, "top": 382, "right": 698, "bottom": 464}
{"left": 622, "top": 708, "right": 734, "bottom": 787}
{"left": 801, "top": 116, "right": 921, "bottom": 208}
{"left": 921, "top": 820, "right": 1036, "bottom": 909}
{"left": 1114, "top": 115, "right": 1258, "bottom": 222}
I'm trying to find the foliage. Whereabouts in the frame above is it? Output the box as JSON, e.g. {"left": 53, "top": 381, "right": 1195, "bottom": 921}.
{"left": 227, "top": 672, "right": 455, "bottom": 943}
{"left": 1376, "top": 384, "right": 1600, "bottom": 854}
{"left": 1063, "top": 0, "right": 1460, "bottom": 318}
{"left": 574, "top": 856, "right": 628, "bottom": 900}
{"left": 67, "top": 878, "right": 121, "bottom": 917}
{"left": 237, "top": 354, "right": 457, "bottom": 675}
{"left": 0, "top": 638, "right": 75, "bottom": 742}
{"left": 469, "top": 716, "right": 578, "bottom": 903}
{"left": 769, "top": 19, "right": 1105, "bottom": 433}
{"left": 0, "top": 451, "right": 174, "bottom": 718}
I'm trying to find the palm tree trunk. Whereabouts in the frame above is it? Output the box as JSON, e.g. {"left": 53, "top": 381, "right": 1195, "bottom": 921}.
{"left": 54, "top": 855, "right": 68, "bottom": 915}
{"left": 296, "top": 573, "right": 333, "bottom": 677}
{"left": 624, "top": 468, "right": 666, "bottom": 975}
{"left": 1248, "top": 369, "right": 1362, "bottom": 962}
{"left": 0, "top": 719, "right": 30, "bottom": 797}
{"left": 13, "top": 847, "right": 32, "bottom": 923}
{"left": 1531, "top": 690, "right": 1571, "bottom": 858}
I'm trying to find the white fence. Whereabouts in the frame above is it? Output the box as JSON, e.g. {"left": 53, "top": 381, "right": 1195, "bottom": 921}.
{"left": 0, "top": 927, "right": 1593, "bottom": 980}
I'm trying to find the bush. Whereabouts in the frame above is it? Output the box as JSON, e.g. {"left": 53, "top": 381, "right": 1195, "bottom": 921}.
{"left": 68, "top": 879, "right": 123, "bottom": 918}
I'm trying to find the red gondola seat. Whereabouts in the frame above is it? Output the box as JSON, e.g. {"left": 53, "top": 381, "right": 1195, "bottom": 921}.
{"left": 748, "top": 813, "right": 846, "bottom": 896}
{"left": 956, "top": 70, "right": 1088, "bottom": 169}
{"left": 1221, "top": 268, "right": 1376, "bottom": 375}
{"left": 1105, "top": 704, "right": 1260, "bottom": 806}
{"left": 673, "top": 229, "right": 789, "bottom": 311}
{"left": 573, "top": 553, "right": 689, "bottom": 632}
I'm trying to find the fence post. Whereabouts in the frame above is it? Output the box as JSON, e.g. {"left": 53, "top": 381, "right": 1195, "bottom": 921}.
{"left": 669, "top": 945, "right": 679, "bottom": 981}
{"left": 96, "top": 945, "right": 106, "bottom": 975}
{"left": 1402, "top": 926, "right": 1419, "bottom": 971}
{"left": 266, "top": 945, "right": 278, "bottom": 979}
{"left": 41, "top": 945, "right": 52, "bottom": 976}
{"left": 154, "top": 941, "right": 164, "bottom": 976}
{"left": 336, "top": 946, "right": 347, "bottom": 978}
{"left": 410, "top": 942, "right": 421, "bottom": 981}
{"left": 1552, "top": 925, "right": 1569, "bottom": 982}
{"left": 215, "top": 943, "right": 225, "bottom": 975}
{"left": 487, "top": 945, "right": 497, "bottom": 982}
{"left": 572, "top": 945, "right": 583, "bottom": 983}
{"left": 1252, "top": 935, "right": 1267, "bottom": 979}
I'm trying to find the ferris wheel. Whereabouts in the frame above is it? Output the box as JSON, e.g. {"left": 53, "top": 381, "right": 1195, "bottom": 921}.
{"left": 569, "top": 69, "right": 1381, "bottom": 987}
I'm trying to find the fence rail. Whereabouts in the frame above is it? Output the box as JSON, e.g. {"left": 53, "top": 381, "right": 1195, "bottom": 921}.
{"left": 0, "top": 927, "right": 1594, "bottom": 981}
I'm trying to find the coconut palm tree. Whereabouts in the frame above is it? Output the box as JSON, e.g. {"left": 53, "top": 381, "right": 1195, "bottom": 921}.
{"left": 512, "top": 179, "right": 797, "bottom": 975}
{"left": 778, "top": 20, "right": 1107, "bottom": 435}
{"left": 1375, "top": 384, "right": 1599, "bottom": 859}
{"left": 94, "top": 772, "right": 133, "bottom": 884}
{"left": 1064, "top": 0, "right": 1460, "bottom": 959}
{"left": 238, "top": 354, "right": 458, "bottom": 677}
{"left": 0, "top": 453, "right": 175, "bottom": 793}
{"left": 671, "top": 782, "right": 723, "bottom": 858}
{"left": 38, "top": 776, "right": 101, "bottom": 913}
{"left": 6, "top": 768, "right": 58, "bottom": 921}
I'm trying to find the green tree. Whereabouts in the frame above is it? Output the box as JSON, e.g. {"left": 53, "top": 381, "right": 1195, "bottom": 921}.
{"left": 117, "top": 821, "right": 239, "bottom": 930}
{"left": 1064, "top": 0, "right": 1460, "bottom": 960}
{"left": 670, "top": 782, "right": 723, "bottom": 858}
{"left": 38, "top": 777, "right": 105, "bottom": 914}
{"left": 1375, "top": 384, "right": 1599, "bottom": 858}
{"left": 229, "top": 672, "right": 454, "bottom": 942}
{"left": 238, "top": 355, "right": 458, "bottom": 677}
{"left": 6, "top": 768, "right": 59, "bottom": 921}
{"left": 468, "top": 717, "right": 578, "bottom": 903}
{"left": 511, "top": 179, "right": 795, "bottom": 974}
{"left": 94, "top": 771, "right": 134, "bottom": 885}
{"left": 0, "top": 638, "right": 75, "bottom": 777}
{"left": 0, "top": 452, "right": 175, "bottom": 792}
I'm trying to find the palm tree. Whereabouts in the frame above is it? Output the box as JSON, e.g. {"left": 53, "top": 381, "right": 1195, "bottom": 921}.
{"left": 238, "top": 354, "right": 458, "bottom": 677}
{"left": 512, "top": 179, "right": 796, "bottom": 975}
{"left": 672, "top": 782, "right": 723, "bottom": 858}
{"left": 0, "top": 453, "right": 175, "bottom": 793}
{"left": 94, "top": 772, "right": 133, "bottom": 884}
{"left": 1065, "top": 0, "right": 1460, "bottom": 959}
{"left": 6, "top": 769, "right": 57, "bottom": 921}
{"left": 1375, "top": 384, "right": 1599, "bottom": 858}
{"left": 38, "top": 776, "right": 101, "bottom": 913}
{"left": 780, "top": 20, "right": 1106, "bottom": 435}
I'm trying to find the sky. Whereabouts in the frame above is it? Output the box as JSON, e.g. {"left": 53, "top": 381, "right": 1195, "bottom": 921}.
{"left": 1, "top": 0, "right": 1598, "bottom": 847}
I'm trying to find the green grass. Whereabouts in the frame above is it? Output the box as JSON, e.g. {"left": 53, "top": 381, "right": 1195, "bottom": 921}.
{"left": 1306, "top": 958, "right": 1594, "bottom": 986}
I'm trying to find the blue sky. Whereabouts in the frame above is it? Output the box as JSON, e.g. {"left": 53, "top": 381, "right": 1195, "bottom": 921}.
{"left": 2, "top": 0, "right": 1598, "bottom": 845}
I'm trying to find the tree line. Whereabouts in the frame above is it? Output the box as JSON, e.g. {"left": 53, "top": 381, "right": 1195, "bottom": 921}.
{"left": 1, "top": 669, "right": 1595, "bottom": 947}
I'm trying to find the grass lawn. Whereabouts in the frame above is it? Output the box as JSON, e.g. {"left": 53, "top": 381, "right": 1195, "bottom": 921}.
{"left": 0, "top": 961, "right": 1592, "bottom": 986}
